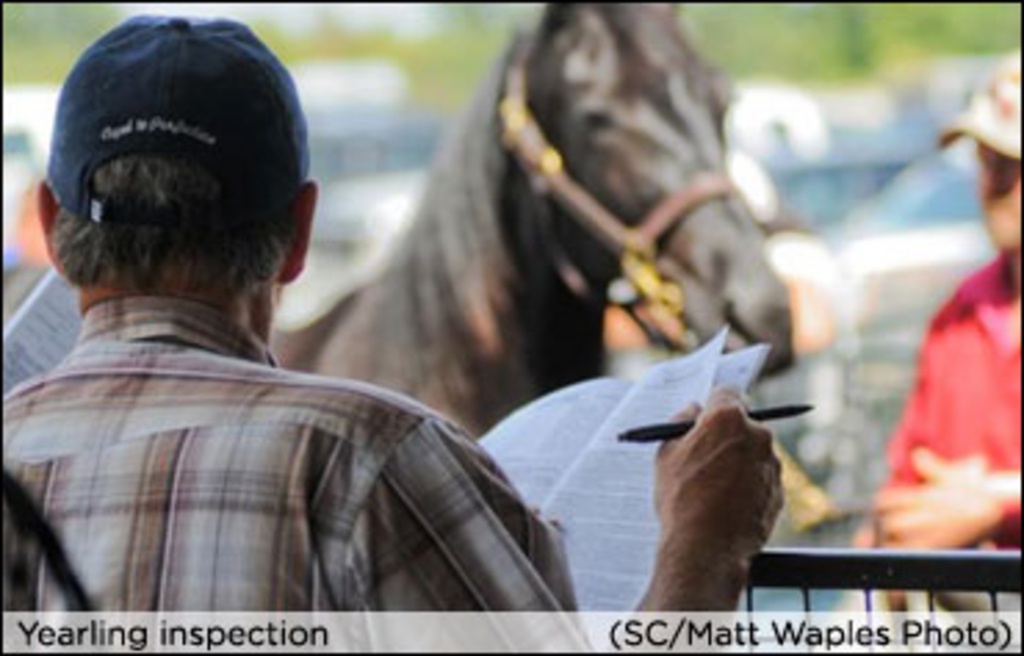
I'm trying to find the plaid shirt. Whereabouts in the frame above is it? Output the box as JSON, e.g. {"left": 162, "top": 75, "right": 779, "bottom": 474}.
{"left": 3, "top": 297, "right": 577, "bottom": 611}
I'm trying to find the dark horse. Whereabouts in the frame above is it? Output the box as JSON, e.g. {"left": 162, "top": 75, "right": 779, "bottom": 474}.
{"left": 277, "top": 4, "right": 794, "bottom": 434}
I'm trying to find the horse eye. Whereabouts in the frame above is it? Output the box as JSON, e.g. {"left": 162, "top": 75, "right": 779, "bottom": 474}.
{"left": 585, "top": 112, "right": 614, "bottom": 132}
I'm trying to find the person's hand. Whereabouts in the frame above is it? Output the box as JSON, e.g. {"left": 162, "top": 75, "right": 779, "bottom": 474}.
{"left": 873, "top": 450, "right": 1004, "bottom": 550}
{"left": 643, "top": 388, "right": 783, "bottom": 610}
{"left": 654, "top": 388, "right": 783, "bottom": 555}
{"left": 912, "top": 449, "right": 988, "bottom": 486}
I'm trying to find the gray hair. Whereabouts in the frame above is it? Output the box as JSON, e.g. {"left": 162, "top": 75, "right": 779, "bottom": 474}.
{"left": 52, "top": 155, "right": 297, "bottom": 295}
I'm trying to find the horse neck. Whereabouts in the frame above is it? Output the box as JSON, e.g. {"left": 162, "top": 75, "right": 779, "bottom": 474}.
{"left": 499, "top": 167, "right": 608, "bottom": 393}
{"left": 358, "top": 61, "right": 607, "bottom": 432}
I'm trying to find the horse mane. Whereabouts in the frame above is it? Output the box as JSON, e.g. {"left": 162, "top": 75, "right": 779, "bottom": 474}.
{"left": 286, "top": 36, "right": 552, "bottom": 430}
{"left": 278, "top": 7, "right": 793, "bottom": 434}
{"left": 379, "top": 39, "right": 520, "bottom": 360}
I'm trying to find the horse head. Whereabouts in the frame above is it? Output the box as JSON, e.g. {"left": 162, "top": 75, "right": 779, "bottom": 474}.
{"left": 518, "top": 4, "right": 794, "bottom": 371}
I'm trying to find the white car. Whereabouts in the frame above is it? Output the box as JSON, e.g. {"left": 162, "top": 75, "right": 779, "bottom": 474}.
{"left": 4, "top": 86, "right": 58, "bottom": 269}
{"left": 837, "top": 142, "right": 991, "bottom": 339}
{"left": 3, "top": 156, "right": 34, "bottom": 267}
{"left": 277, "top": 109, "right": 443, "bottom": 329}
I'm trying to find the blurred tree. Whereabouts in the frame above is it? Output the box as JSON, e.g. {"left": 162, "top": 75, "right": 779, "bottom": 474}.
{"left": 4, "top": 4, "right": 120, "bottom": 84}
{"left": 435, "top": 3, "right": 535, "bottom": 32}
{"left": 437, "top": 4, "right": 493, "bottom": 31}
{"left": 833, "top": 5, "right": 876, "bottom": 77}
{"left": 684, "top": 3, "right": 1020, "bottom": 84}
{"left": 4, "top": 3, "right": 1021, "bottom": 109}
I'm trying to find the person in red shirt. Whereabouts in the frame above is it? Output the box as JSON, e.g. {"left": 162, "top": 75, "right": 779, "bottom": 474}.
{"left": 863, "top": 52, "right": 1021, "bottom": 552}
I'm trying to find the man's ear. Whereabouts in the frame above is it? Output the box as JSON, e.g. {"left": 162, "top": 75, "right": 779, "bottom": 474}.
{"left": 37, "top": 182, "right": 65, "bottom": 275}
{"left": 277, "top": 181, "right": 318, "bottom": 286}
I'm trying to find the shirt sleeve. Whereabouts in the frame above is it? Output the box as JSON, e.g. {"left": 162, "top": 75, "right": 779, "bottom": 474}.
{"left": 345, "top": 417, "right": 578, "bottom": 611}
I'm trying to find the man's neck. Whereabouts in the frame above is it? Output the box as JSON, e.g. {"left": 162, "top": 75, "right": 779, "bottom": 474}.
{"left": 79, "top": 286, "right": 277, "bottom": 344}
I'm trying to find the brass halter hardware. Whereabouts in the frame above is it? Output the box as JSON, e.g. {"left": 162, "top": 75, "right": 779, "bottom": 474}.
{"left": 621, "top": 236, "right": 688, "bottom": 339}
{"left": 497, "top": 40, "right": 848, "bottom": 532}
{"left": 498, "top": 45, "right": 737, "bottom": 349}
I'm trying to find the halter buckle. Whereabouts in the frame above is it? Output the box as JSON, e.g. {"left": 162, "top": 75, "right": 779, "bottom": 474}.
{"left": 621, "top": 245, "right": 687, "bottom": 334}
{"left": 499, "top": 97, "right": 529, "bottom": 144}
{"left": 539, "top": 147, "right": 564, "bottom": 177}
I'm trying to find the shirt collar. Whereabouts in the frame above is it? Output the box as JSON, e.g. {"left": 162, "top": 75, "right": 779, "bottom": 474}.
{"left": 958, "top": 254, "right": 1019, "bottom": 356}
{"left": 75, "top": 296, "right": 273, "bottom": 366}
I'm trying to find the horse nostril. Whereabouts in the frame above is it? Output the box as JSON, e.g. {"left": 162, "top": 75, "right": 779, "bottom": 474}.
{"left": 585, "top": 111, "right": 614, "bottom": 132}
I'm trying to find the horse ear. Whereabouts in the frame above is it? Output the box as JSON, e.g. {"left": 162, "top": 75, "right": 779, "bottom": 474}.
{"left": 705, "top": 64, "right": 734, "bottom": 132}
{"left": 712, "top": 67, "right": 734, "bottom": 106}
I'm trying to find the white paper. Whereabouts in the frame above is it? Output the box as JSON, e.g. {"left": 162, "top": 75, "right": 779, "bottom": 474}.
{"left": 715, "top": 344, "right": 772, "bottom": 391}
{"left": 2, "top": 275, "right": 774, "bottom": 611}
{"left": 481, "top": 328, "right": 773, "bottom": 611}
{"left": 2, "top": 270, "right": 81, "bottom": 397}
{"left": 482, "top": 378, "right": 632, "bottom": 504}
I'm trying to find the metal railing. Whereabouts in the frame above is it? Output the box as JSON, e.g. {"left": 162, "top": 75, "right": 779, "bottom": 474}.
{"left": 747, "top": 548, "right": 1021, "bottom": 613}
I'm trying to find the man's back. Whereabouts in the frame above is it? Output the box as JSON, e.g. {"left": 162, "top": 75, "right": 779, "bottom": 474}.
{"left": 3, "top": 297, "right": 575, "bottom": 611}
{"left": 2, "top": 13, "right": 786, "bottom": 617}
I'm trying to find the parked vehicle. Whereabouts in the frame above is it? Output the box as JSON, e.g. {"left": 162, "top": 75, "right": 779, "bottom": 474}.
{"left": 276, "top": 108, "right": 445, "bottom": 329}
{"left": 837, "top": 141, "right": 989, "bottom": 339}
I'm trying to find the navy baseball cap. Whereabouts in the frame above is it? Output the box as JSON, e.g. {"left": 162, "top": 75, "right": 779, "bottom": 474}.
{"left": 47, "top": 15, "right": 309, "bottom": 227}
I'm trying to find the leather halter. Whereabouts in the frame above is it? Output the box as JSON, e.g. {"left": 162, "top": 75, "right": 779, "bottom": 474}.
{"left": 497, "top": 43, "right": 850, "bottom": 532}
{"left": 499, "top": 41, "right": 736, "bottom": 352}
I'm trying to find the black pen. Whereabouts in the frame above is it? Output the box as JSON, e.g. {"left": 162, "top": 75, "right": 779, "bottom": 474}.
{"left": 618, "top": 405, "right": 814, "bottom": 444}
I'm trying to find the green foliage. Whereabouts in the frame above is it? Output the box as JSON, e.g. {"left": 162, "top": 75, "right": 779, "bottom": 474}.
{"left": 3, "top": 4, "right": 121, "bottom": 86}
{"left": 683, "top": 3, "right": 1021, "bottom": 85}
{"left": 245, "top": 16, "right": 516, "bottom": 112}
{"left": 3, "top": 4, "right": 1021, "bottom": 111}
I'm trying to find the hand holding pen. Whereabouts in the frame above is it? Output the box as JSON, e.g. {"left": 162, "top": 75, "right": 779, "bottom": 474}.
{"left": 620, "top": 402, "right": 813, "bottom": 443}
{"left": 646, "top": 388, "right": 786, "bottom": 608}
